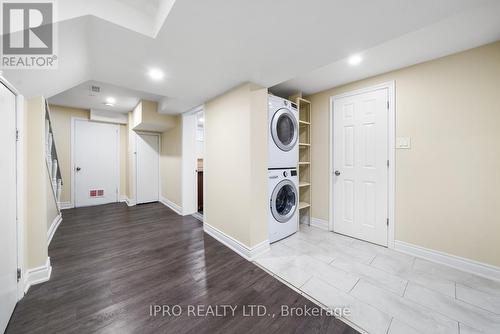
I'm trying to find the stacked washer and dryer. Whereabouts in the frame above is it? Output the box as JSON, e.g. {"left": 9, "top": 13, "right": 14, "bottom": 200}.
{"left": 268, "top": 95, "right": 300, "bottom": 243}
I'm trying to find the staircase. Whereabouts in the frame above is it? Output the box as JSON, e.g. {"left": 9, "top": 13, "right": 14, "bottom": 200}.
{"left": 44, "top": 101, "right": 62, "bottom": 208}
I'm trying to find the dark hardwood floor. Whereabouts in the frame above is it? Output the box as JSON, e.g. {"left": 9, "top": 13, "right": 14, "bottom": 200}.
{"left": 6, "top": 202, "right": 358, "bottom": 334}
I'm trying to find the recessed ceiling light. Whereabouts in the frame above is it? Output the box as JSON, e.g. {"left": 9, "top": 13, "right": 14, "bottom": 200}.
{"left": 348, "top": 54, "right": 363, "bottom": 66}
{"left": 148, "top": 68, "right": 165, "bottom": 81}
{"left": 104, "top": 97, "right": 116, "bottom": 106}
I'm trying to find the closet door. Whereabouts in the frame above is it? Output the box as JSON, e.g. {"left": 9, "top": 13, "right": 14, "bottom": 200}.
{"left": 0, "top": 82, "right": 18, "bottom": 333}
{"left": 136, "top": 133, "right": 159, "bottom": 204}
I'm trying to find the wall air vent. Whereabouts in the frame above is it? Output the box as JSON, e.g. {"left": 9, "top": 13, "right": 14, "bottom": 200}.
{"left": 89, "top": 189, "right": 104, "bottom": 198}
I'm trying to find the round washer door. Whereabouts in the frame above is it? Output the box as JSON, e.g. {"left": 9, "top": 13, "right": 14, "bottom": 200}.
{"left": 270, "top": 179, "right": 298, "bottom": 223}
{"left": 271, "top": 108, "right": 298, "bottom": 152}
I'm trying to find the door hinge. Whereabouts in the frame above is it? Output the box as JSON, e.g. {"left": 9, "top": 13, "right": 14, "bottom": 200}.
{"left": 16, "top": 129, "right": 20, "bottom": 141}
{"left": 387, "top": 160, "right": 389, "bottom": 168}
{"left": 17, "top": 268, "right": 21, "bottom": 282}
{"left": 386, "top": 218, "right": 389, "bottom": 226}
{"left": 387, "top": 101, "right": 389, "bottom": 109}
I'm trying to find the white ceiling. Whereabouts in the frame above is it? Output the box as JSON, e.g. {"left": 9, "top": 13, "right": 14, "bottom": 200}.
{"left": 3, "top": 0, "right": 500, "bottom": 115}
{"left": 48, "top": 80, "right": 165, "bottom": 113}
{"left": 271, "top": 0, "right": 500, "bottom": 96}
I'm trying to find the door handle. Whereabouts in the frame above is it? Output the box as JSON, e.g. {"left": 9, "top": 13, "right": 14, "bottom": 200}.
{"left": 76, "top": 167, "right": 81, "bottom": 172}
{"left": 334, "top": 170, "right": 340, "bottom": 176}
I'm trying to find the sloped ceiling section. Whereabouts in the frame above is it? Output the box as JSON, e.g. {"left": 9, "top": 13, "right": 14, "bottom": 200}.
{"left": 2, "top": 0, "right": 499, "bottom": 114}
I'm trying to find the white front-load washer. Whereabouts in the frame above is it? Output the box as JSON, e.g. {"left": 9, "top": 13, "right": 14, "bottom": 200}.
{"left": 268, "top": 94, "right": 299, "bottom": 169}
{"left": 268, "top": 168, "right": 299, "bottom": 243}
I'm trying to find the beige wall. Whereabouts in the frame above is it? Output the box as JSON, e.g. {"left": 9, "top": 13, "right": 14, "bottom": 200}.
{"left": 160, "top": 116, "right": 182, "bottom": 207}
{"left": 205, "top": 83, "right": 268, "bottom": 247}
{"left": 25, "top": 96, "right": 56, "bottom": 268}
{"left": 308, "top": 41, "right": 500, "bottom": 266}
{"left": 49, "top": 105, "right": 128, "bottom": 203}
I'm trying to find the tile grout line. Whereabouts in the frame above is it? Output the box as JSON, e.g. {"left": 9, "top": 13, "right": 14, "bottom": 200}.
{"left": 385, "top": 317, "right": 393, "bottom": 334}
{"left": 348, "top": 278, "right": 361, "bottom": 294}
{"left": 402, "top": 280, "right": 409, "bottom": 297}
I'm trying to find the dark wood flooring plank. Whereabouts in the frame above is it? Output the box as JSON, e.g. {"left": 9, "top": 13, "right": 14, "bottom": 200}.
{"left": 6, "top": 202, "right": 359, "bottom": 334}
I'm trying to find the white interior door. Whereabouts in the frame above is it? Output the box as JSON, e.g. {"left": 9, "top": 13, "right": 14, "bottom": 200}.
{"left": 136, "top": 133, "right": 159, "bottom": 204}
{"left": 74, "top": 120, "right": 119, "bottom": 207}
{"left": 0, "top": 83, "right": 18, "bottom": 333}
{"left": 333, "top": 88, "right": 389, "bottom": 246}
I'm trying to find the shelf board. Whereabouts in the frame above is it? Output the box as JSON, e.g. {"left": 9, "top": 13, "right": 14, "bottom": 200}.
{"left": 299, "top": 182, "right": 310, "bottom": 187}
{"left": 299, "top": 142, "right": 310, "bottom": 146}
{"left": 298, "top": 161, "right": 311, "bottom": 165}
{"left": 299, "top": 202, "right": 311, "bottom": 210}
{"left": 297, "top": 97, "right": 311, "bottom": 105}
{"left": 299, "top": 120, "right": 311, "bottom": 125}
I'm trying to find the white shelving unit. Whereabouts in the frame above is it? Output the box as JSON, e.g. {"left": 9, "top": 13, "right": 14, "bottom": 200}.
{"left": 291, "top": 94, "right": 312, "bottom": 226}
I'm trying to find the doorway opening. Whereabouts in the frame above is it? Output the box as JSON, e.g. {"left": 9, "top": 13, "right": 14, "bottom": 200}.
{"left": 195, "top": 111, "right": 204, "bottom": 216}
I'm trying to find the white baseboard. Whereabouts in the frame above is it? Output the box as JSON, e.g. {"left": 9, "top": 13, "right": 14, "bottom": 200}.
{"left": 203, "top": 222, "right": 270, "bottom": 261}
{"left": 192, "top": 212, "right": 203, "bottom": 222}
{"left": 124, "top": 197, "right": 136, "bottom": 206}
{"left": 395, "top": 240, "right": 500, "bottom": 282}
{"left": 58, "top": 201, "right": 72, "bottom": 210}
{"left": 24, "top": 257, "right": 52, "bottom": 294}
{"left": 47, "top": 214, "right": 62, "bottom": 246}
{"left": 311, "top": 217, "right": 329, "bottom": 231}
{"left": 159, "top": 196, "right": 182, "bottom": 215}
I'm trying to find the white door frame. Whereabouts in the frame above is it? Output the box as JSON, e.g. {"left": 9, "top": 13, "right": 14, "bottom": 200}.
{"left": 134, "top": 131, "right": 161, "bottom": 204}
{"left": 329, "top": 81, "right": 395, "bottom": 248}
{"left": 181, "top": 105, "right": 204, "bottom": 217}
{"left": 0, "top": 76, "right": 24, "bottom": 300}
{"left": 0, "top": 73, "right": 26, "bottom": 301}
{"left": 71, "top": 118, "right": 121, "bottom": 208}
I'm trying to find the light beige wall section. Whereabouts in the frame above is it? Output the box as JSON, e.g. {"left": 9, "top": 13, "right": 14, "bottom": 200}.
{"left": 49, "top": 105, "right": 128, "bottom": 203}
{"left": 132, "top": 100, "right": 176, "bottom": 132}
{"left": 308, "top": 41, "right": 500, "bottom": 266}
{"left": 49, "top": 105, "right": 89, "bottom": 203}
{"left": 160, "top": 116, "right": 182, "bottom": 207}
{"left": 25, "top": 96, "right": 49, "bottom": 268}
{"left": 205, "top": 83, "right": 268, "bottom": 247}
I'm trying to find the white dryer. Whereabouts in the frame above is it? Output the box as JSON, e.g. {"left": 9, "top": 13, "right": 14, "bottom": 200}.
{"left": 268, "top": 168, "right": 299, "bottom": 243}
{"left": 268, "top": 95, "right": 299, "bottom": 169}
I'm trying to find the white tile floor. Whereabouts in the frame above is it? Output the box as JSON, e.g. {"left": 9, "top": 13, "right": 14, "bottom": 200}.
{"left": 253, "top": 225, "right": 500, "bottom": 334}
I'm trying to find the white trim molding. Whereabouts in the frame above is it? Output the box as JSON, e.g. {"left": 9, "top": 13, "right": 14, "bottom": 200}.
{"left": 329, "top": 81, "right": 396, "bottom": 248}
{"left": 395, "top": 241, "right": 500, "bottom": 282}
{"left": 160, "top": 196, "right": 182, "bottom": 215}
{"left": 58, "top": 201, "right": 72, "bottom": 210}
{"left": 191, "top": 212, "right": 203, "bottom": 222}
{"left": 24, "top": 257, "right": 52, "bottom": 294}
{"left": 124, "top": 197, "right": 136, "bottom": 207}
{"left": 203, "top": 223, "right": 270, "bottom": 261}
{"left": 310, "top": 218, "right": 329, "bottom": 231}
{"left": 47, "top": 214, "right": 62, "bottom": 246}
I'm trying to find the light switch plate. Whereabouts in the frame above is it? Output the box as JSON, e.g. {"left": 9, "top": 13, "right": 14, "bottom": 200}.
{"left": 396, "top": 137, "right": 411, "bottom": 149}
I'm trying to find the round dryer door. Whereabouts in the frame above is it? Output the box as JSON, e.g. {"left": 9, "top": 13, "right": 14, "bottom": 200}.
{"left": 270, "top": 179, "right": 298, "bottom": 223}
{"left": 271, "top": 108, "right": 298, "bottom": 152}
